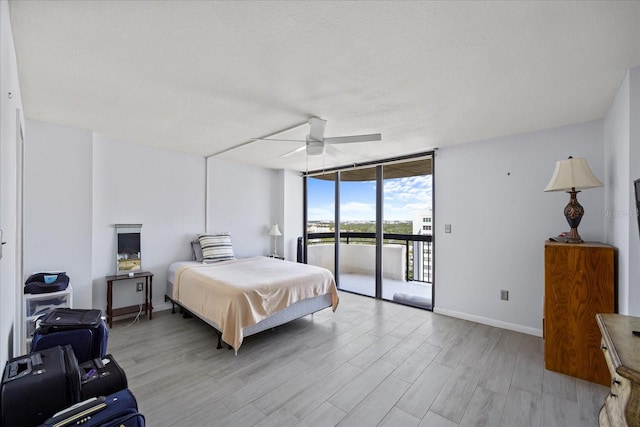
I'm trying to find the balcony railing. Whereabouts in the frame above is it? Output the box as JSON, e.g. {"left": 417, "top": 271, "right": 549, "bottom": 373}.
{"left": 304, "top": 232, "right": 433, "bottom": 283}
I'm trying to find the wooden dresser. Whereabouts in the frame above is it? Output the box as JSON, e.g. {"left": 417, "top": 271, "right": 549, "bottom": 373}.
{"left": 544, "top": 241, "right": 615, "bottom": 386}
{"left": 596, "top": 313, "right": 640, "bottom": 427}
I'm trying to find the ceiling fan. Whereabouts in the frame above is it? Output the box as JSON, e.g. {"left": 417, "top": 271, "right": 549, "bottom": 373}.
{"left": 253, "top": 117, "right": 382, "bottom": 158}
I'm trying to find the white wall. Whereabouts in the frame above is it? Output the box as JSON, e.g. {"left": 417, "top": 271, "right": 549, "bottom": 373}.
{"left": 604, "top": 65, "right": 640, "bottom": 315}
{"left": 280, "top": 169, "right": 304, "bottom": 261}
{"left": 309, "top": 243, "right": 405, "bottom": 280}
{"left": 206, "top": 159, "right": 303, "bottom": 262}
{"left": 206, "top": 158, "right": 275, "bottom": 258}
{"left": 23, "top": 121, "right": 93, "bottom": 308}
{"left": 435, "top": 120, "right": 605, "bottom": 336}
{"left": 271, "top": 170, "right": 285, "bottom": 258}
{"left": 21, "top": 122, "right": 205, "bottom": 323}
{"left": 0, "top": 0, "right": 24, "bottom": 364}
{"left": 91, "top": 135, "right": 205, "bottom": 311}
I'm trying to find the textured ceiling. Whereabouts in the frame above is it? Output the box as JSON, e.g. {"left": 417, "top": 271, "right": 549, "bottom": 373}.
{"left": 8, "top": 1, "right": 640, "bottom": 172}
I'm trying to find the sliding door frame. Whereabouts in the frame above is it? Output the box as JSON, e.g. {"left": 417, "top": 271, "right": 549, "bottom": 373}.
{"left": 304, "top": 151, "right": 435, "bottom": 306}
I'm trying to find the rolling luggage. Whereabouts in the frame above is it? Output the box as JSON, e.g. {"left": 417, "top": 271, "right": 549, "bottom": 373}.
{"left": 1, "top": 345, "right": 81, "bottom": 427}
{"left": 80, "top": 355, "right": 128, "bottom": 400}
{"left": 32, "top": 308, "right": 108, "bottom": 363}
{"left": 39, "top": 388, "right": 145, "bottom": 427}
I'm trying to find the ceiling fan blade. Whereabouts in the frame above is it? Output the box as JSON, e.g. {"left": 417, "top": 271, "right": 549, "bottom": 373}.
{"left": 250, "top": 138, "right": 305, "bottom": 143}
{"left": 279, "top": 145, "right": 307, "bottom": 158}
{"left": 309, "top": 117, "right": 327, "bottom": 142}
{"left": 324, "top": 144, "right": 349, "bottom": 159}
{"left": 324, "top": 133, "right": 382, "bottom": 144}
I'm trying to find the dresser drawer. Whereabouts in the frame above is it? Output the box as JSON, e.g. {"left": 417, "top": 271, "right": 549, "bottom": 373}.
{"left": 25, "top": 292, "right": 71, "bottom": 317}
{"left": 601, "top": 337, "right": 631, "bottom": 425}
{"left": 596, "top": 313, "right": 640, "bottom": 427}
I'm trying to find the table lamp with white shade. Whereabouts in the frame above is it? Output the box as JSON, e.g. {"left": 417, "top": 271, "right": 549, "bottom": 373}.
{"left": 269, "top": 224, "right": 282, "bottom": 257}
{"left": 544, "top": 156, "right": 603, "bottom": 243}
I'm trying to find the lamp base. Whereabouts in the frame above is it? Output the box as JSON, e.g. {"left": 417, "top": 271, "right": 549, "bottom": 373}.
{"left": 563, "top": 190, "right": 584, "bottom": 244}
{"left": 565, "top": 228, "right": 583, "bottom": 244}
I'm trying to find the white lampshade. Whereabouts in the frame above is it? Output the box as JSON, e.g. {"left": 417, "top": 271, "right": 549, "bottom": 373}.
{"left": 544, "top": 157, "right": 603, "bottom": 192}
{"left": 269, "top": 224, "right": 282, "bottom": 236}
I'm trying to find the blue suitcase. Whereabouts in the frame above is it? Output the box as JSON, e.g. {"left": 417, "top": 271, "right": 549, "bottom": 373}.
{"left": 39, "top": 388, "right": 144, "bottom": 427}
{"left": 32, "top": 309, "right": 108, "bottom": 363}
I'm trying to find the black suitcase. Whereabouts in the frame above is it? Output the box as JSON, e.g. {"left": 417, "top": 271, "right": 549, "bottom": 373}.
{"left": 39, "top": 388, "right": 145, "bottom": 427}
{"left": 80, "top": 355, "right": 128, "bottom": 400}
{"left": 1, "top": 345, "right": 81, "bottom": 427}
{"left": 32, "top": 309, "right": 108, "bottom": 363}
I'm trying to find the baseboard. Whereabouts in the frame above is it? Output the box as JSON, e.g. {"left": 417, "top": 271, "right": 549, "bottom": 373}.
{"left": 153, "top": 301, "right": 173, "bottom": 312}
{"left": 111, "top": 302, "right": 174, "bottom": 323}
{"left": 433, "top": 307, "right": 543, "bottom": 337}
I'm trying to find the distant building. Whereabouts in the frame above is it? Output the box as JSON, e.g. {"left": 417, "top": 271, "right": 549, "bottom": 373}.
{"left": 308, "top": 224, "right": 333, "bottom": 233}
{"left": 411, "top": 209, "right": 433, "bottom": 282}
{"left": 412, "top": 209, "right": 432, "bottom": 235}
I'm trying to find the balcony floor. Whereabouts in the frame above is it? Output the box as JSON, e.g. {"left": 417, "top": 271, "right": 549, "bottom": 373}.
{"left": 338, "top": 273, "right": 433, "bottom": 310}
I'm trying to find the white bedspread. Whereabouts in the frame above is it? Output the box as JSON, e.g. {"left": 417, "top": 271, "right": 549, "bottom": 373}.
{"left": 173, "top": 256, "right": 339, "bottom": 351}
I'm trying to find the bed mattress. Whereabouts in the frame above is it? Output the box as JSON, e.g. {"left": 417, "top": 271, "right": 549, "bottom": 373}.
{"left": 170, "top": 256, "right": 338, "bottom": 351}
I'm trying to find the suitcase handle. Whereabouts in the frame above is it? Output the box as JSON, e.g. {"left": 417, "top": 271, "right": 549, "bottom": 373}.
{"left": 81, "top": 357, "right": 108, "bottom": 382}
{"left": 3, "top": 353, "right": 45, "bottom": 382}
{"left": 93, "top": 357, "right": 105, "bottom": 371}
{"left": 94, "top": 357, "right": 109, "bottom": 378}
{"left": 6, "top": 359, "right": 30, "bottom": 381}
{"left": 31, "top": 352, "right": 43, "bottom": 368}
{"left": 44, "top": 396, "right": 107, "bottom": 427}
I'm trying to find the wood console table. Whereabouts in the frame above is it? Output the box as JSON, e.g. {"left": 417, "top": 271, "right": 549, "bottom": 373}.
{"left": 597, "top": 313, "right": 640, "bottom": 427}
{"left": 105, "top": 271, "right": 153, "bottom": 328}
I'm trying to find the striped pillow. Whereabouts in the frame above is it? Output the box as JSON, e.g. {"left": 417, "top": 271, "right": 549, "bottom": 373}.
{"left": 198, "top": 233, "right": 235, "bottom": 263}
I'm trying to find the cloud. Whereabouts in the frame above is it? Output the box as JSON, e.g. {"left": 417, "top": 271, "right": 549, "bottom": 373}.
{"left": 309, "top": 174, "right": 432, "bottom": 221}
{"left": 383, "top": 176, "right": 432, "bottom": 219}
{"left": 308, "top": 204, "right": 335, "bottom": 221}
{"left": 339, "top": 202, "right": 376, "bottom": 220}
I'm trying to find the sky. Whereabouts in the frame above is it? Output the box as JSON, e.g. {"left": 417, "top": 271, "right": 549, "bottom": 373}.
{"left": 308, "top": 174, "right": 432, "bottom": 221}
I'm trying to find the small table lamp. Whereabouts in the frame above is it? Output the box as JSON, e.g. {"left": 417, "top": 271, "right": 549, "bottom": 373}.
{"left": 269, "top": 224, "right": 282, "bottom": 257}
{"left": 544, "top": 156, "right": 603, "bottom": 243}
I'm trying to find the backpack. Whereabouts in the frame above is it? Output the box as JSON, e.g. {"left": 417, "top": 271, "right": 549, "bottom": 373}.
{"left": 24, "top": 272, "right": 70, "bottom": 294}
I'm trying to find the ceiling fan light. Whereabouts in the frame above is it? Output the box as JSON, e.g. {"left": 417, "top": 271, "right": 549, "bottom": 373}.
{"left": 306, "top": 140, "right": 324, "bottom": 156}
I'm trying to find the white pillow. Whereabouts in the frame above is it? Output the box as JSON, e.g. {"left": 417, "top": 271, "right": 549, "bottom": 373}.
{"left": 198, "top": 233, "right": 235, "bottom": 263}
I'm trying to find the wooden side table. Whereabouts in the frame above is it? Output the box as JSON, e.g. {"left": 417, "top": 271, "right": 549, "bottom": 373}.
{"left": 105, "top": 271, "right": 153, "bottom": 328}
{"left": 544, "top": 241, "right": 614, "bottom": 386}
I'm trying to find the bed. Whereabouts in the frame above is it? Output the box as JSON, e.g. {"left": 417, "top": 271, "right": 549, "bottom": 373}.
{"left": 165, "top": 255, "right": 339, "bottom": 353}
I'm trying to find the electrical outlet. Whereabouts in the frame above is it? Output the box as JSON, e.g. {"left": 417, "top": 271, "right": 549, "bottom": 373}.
{"left": 445, "top": 224, "right": 452, "bottom": 233}
{"left": 136, "top": 282, "right": 143, "bottom": 292}
{"left": 501, "top": 290, "right": 509, "bottom": 301}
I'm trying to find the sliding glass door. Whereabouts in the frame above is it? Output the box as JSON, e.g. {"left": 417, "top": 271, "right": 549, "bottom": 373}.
{"left": 305, "top": 153, "right": 434, "bottom": 310}
{"left": 381, "top": 159, "right": 433, "bottom": 309}
{"left": 306, "top": 173, "right": 336, "bottom": 279}
{"left": 338, "top": 167, "right": 377, "bottom": 297}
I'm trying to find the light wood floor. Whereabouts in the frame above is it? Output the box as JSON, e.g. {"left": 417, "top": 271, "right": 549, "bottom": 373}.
{"left": 108, "top": 291, "right": 608, "bottom": 426}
